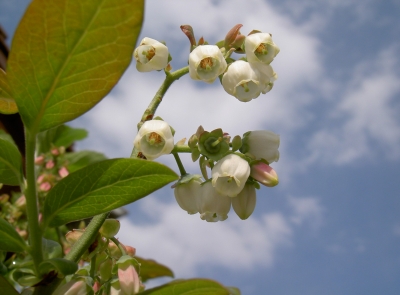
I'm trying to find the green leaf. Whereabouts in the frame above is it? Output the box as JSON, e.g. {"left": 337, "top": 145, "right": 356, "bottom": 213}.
{"left": 0, "top": 69, "right": 18, "bottom": 114}
{"left": 42, "top": 238, "right": 63, "bottom": 259}
{"left": 0, "top": 138, "right": 22, "bottom": 186}
{"left": 37, "top": 124, "right": 88, "bottom": 154}
{"left": 138, "top": 279, "right": 231, "bottom": 295}
{"left": 7, "top": 0, "right": 144, "bottom": 133}
{"left": 64, "top": 150, "right": 107, "bottom": 173}
{"left": 39, "top": 258, "right": 78, "bottom": 277}
{"left": 0, "top": 275, "right": 20, "bottom": 295}
{"left": 0, "top": 130, "right": 16, "bottom": 144}
{"left": 0, "top": 217, "right": 28, "bottom": 252}
{"left": 135, "top": 256, "right": 174, "bottom": 283}
{"left": 43, "top": 158, "right": 178, "bottom": 227}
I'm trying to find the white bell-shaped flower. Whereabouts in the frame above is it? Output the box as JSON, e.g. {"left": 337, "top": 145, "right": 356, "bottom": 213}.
{"left": 242, "top": 130, "right": 280, "bottom": 163}
{"left": 134, "top": 37, "right": 169, "bottom": 72}
{"left": 211, "top": 154, "right": 250, "bottom": 197}
{"left": 222, "top": 60, "right": 262, "bottom": 102}
{"left": 199, "top": 181, "right": 231, "bottom": 222}
{"left": 133, "top": 120, "right": 174, "bottom": 160}
{"left": 174, "top": 176, "right": 202, "bottom": 214}
{"left": 245, "top": 32, "right": 280, "bottom": 65}
{"left": 188, "top": 45, "right": 227, "bottom": 83}
{"left": 232, "top": 184, "right": 256, "bottom": 220}
{"left": 251, "top": 62, "right": 278, "bottom": 94}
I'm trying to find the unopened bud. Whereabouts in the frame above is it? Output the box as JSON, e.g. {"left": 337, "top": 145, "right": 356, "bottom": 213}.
{"left": 250, "top": 162, "right": 279, "bottom": 187}
{"left": 99, "top": 219, "right": 120, "bottom": 238}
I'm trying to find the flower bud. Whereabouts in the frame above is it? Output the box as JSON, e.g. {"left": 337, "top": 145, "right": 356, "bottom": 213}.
{"left": 222, "top": 60, "right": 262, "bottom": 102}
{"left": 250, "top": 162, "right": 279, "bottom": 187}
{"left": 58, "top": 167, "right": 69, "bottom": 178}
{"left": 232, "top": 184, "right": 257, "bottom": 220}
{"left": 199, "top": 182, "right": 231, "bottom": 222}
{"left": 189, "top": 45, "right": 227, "bottom": 83}
{"left": 65, "top": 229, "right": 85, "bottom": 245}
{"left": 99, "top": 258, "right": 113, "bottom": 281}
{"left": 116, "top": 256, "right": 140, "bottom": 295}
{"left": 134, "top": 37, "right": 169, "bottom": 72}
{"left": 45, "top": 160, "right": 55, "bottom": 169}
{"left": 125, "top": 245, "right": 136, "bottom": 257}
{"left": 52, "top": 278, "right": 93, "bottom": 295}
{"left": 39, "top": 182, "right": 51, "bottom": 192}
{"left": 34, "top": 155, "right": 45, "bottom": 165}
{"left": 174, "top": 175, "right": 202, "bottom": 214}
{"left": 133, "top": 120, "right": 174, "bottom": 160}
{"left": 224, "top": 24, "right": 245, "bottom": 53}
{"left": 99, "top": 219, "right": 120, "bottom": 238}
{"left": 241, "top": 130, "right": 280, "bottom": 163}
{"left": 245, "top": 32, "right": 280, "bottom": 64}
{"left": 14, "top": 195, "right": 26, "bottom": 210}
{"left": 211, "top": 154, "right": 250, "bottom": 197}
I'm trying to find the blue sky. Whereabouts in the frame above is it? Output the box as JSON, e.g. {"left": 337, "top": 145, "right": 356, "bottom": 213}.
{"left": 1, "top": 0, "right": 400, "bottom": 294}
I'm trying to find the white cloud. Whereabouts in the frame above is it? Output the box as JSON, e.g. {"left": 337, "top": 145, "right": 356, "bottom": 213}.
{"left": 117, "top": 196, "right": 292, "bottom": 277}
{"left": 116, "top": 193, "right": 324, "bottom": 278}
{"left": 305, "top": 47, "right": 400, "bottom": 165}
{"left": 287, "top": 195, "right": 324, "bottom": 229}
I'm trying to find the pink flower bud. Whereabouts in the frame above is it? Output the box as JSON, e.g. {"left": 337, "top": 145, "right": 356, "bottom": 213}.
{"left": 58, "top": 167, "right": 69, "bottom": 178}
{"left": 125, "top": 245, "right": 136, "bottom": 257}
{"left": 37, "top": 174, "right": 45, "bottom": 184}
{"left": 117, "top": 256, "right": 140, "bottom": 295}
{"left": 51, "top": 148, "right": 60, "bottom": 156}
{"left": 34, "top": 155, "right": 45, "bottom": 165}
{"left": 39, "top": 182, "right": 52, "bottom": 192}
{"left": 250, "top": 162, "right": 279, "bottom": 187}
{"left": 53, "top": 278, "right": 92, "bottom": 295}
{"left": 45, "top": 160, "right": 55, "bottom": 169}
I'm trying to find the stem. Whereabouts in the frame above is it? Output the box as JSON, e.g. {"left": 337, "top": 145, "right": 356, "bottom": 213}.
{"left": 131, "top": 66, "right": 189, "bottom": 158}
{"left": 90, "top": 255, "right": 97, "bottom": 279}
{"left": 24, "top": 128, "right": 44, "bottom": 275}
{"left": 65, "top": 213, "right": 109, "bottom": 262}
{"left": 172, "top": 152, "right": 187, "bottom": 176}
{"left": 110, "top": 237, "right": 127, "bottom": 256}
{"left": 171, "top": 145, "right": 191, "bottom": 153}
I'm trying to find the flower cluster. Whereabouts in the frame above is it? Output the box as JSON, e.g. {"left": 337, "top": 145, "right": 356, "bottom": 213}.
{"left": 133, "top": 120, "right": 280, "bottom": 222}
{"left": 131, "top": 25, "right": 282, "bottom": 222}
{"left": 54, "top": 219, "right": 143, "bottom": 295}
{"left": 174, "top": 127, "right": 280, "bottom": 222}
{"left": 133, "top": 24, "right": 279, "bottom": 102}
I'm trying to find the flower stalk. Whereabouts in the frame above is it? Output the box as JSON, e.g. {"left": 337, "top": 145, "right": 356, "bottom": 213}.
{"left": 131, "top": 66, "right": 189, "bottom": 158}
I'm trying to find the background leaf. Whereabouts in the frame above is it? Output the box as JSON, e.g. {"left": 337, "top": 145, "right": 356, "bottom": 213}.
{"left": 64, "top": 150, "right": 107, "bottom": 173}
{"left": 0, "top": 275, "right": 20, "bottom": 295}
{"left": 0, "top": 217, "right": 28, "bottom": 252}
{"left": 0, "top": 69, "right": 18, "bottom": 114}
{"left": 43, "top": 158, "right": 178, "bottom": 227}
{"left": 39, "top": 258, "right": 78, "bottom": 277}
{"left": 0, "top": 137, "right": 22, "bottom": 186}
{"left": 138, "top": 279, "right": 231, "bottom": 295}
{"left": 7, "top": 0, "right": 144, "bottom": 133}
{"left": 135, "top": 256, "right": 174, "bottom": 283}
{"left": 37, "top": 124, "right": 88, "bottom": 154}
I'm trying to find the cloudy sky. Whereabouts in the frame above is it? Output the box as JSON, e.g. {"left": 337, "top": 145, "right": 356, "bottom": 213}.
{"left": 1, "top": 0, "right": 400, "bottom": 294}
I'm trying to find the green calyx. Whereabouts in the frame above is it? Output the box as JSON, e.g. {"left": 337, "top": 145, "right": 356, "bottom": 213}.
{"left": 198, "top": 129, "right": 229, "bottom": 161}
